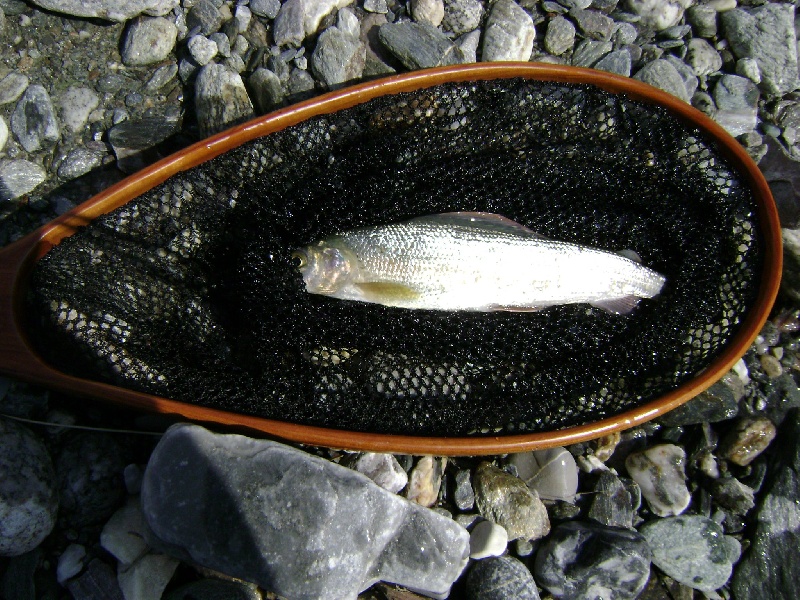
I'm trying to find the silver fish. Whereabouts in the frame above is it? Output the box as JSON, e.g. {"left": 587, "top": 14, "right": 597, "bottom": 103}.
{"left": 292, "top": 212, "right": 666, "bottom": 313}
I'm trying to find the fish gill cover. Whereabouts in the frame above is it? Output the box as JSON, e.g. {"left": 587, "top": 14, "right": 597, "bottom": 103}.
{"left": 25, "top": 79, "right": 761, "bottom": 436}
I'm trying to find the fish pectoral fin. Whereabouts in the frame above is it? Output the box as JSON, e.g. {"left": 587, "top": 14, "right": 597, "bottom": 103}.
{"left": 354, "top": 282, "right": 421, "bottom": 303}
{"left": 589, "top": 296, "right": 642, "bottom": 315}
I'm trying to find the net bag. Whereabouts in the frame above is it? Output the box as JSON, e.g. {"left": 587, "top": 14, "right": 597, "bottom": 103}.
{"left": 25, "top": 76, "right": 762, "bottom": 437}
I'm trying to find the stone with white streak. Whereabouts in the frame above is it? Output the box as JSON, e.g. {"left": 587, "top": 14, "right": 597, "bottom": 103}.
{"left": 274, "top": 0, "right": 355, "bottom": 47}
{"left": 194, "top": 64, "right": 254, "bottom": 136}
{"left": 0, "top": 159, "right": 47, "bottom": 201}
{"left": 625, "top": 444, "right": 690, "bottom": 517}
{"left": 482, "top": 0, "right": 535, "bottom": 62}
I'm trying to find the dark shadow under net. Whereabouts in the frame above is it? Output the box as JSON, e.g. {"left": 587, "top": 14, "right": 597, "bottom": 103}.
{"left": 26, "top": 79, "right": 761, "bottom": 436}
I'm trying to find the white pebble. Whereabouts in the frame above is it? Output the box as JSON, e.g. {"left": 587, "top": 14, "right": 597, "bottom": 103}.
{"left": 469, "top": 520, "right": 508, "bottom": 559}
{"left": 732, "top": 358, "right": 750, "bottom": 385}
{"left": 760, "top": 354, "right": 783, "bottom": 378}
{"left": 772, "top": 346, "right": 784, "bottom": 360}
{"left": 626, "top": 444, "right": 691, "bottom": 517}
{"left": 576, "top": 454, "right": 609, "bottom": 473}
{"left": 57, "top": 544, "right": 86, "bottom": 584}
{"left": 352, "top": 452, "right": 408, "bottom": 494}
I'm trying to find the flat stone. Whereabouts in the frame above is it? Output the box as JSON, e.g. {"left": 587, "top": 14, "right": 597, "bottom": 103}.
{"left": 713, "top": 73, "right": 760, "bottom": 112}
{"left": 0, "top": 72, "right": 29, "bottom": 106}
{"left": 588, "top": 470, "right": 637, "bottom": 529}
{"left": 58, "top": 86, "right": 100, "bottom": 135}
{"left": 11, "top": 84, "right": 60, "bottom": 153}
{"left": 187, "top": 35, "right": 219, "bottom": 66}
{"left": 534, "top": 521, "right": 651, "bottom": 600}
{"left": 507, "top": 447, "right": 578, "bottom": 502}
{"left": 473, "top": 462, "right": 550, "bottom": 541}
{"left": 593, "top": 49, "right": 632, "bottom": 77}
{"left": 27, "top": 0, "right": 177, "bottom": 22}
{"left": 0, "top": 419, "right": 57, "bottom": 556}
{"left": 625, "top": 444, "right": 690, "bottom": 517}
{"left": 378, "top": 22, "right": 465, "bottom": 70}
{"left": 186, "top": 0, "right": 223, "bottom": 36}
{"left": 311, "top": 26, "right": 366, "bottom": 88}
{"left": 442, "top": 0, "right": 483, "bottom": 36}
{"left": 121, "top": 17, "right": 178, "bottom": 66}
{"left": 0, "top": 159, "right": 47, "bottom": 201}
{"left": 640, "top": 515, "right": 740, "bottom": 592}
{"left": 108, "top": 115, "right": 180, "bottom": 173}
{"left": 351, "top": 452, "right": 408, "bottom": 494}
{"left": 195, "top": 63, "right": 254, "bottom": 136}
{"left": 624, "top": 0, "right": 691, "bottom": 30}
{"left": 469, "top": 520, "right": 508, "bottom": 559}
{"left": 571, "top": 39, "right": 612, "bottom": 68}
{"left": 719, "top": 416, "right": 776, "bottom": 466}
{"left": 141, "top": 424, "right": 469, "bottom": 600}
{"left": 250, "top": 0, "right": 280, "bottom": 19}
{"left": 410, "top": 0, "right": 445, "bottom": 26}
{"left": 454, "top": 468, "right": 475, "bottom": 511}
{"left": 570, "top": 8, "right": 615, "bottom": 40}
{"left": 466, "top": 556, "right": 540, "bottom": 600}
{"left": 633, "top": 59, "right": 691, "bottom": 103}
{"left": 57, "top": 147, "right": 104, "bottom": 180}
{"left": 145, "top": 64, "right": 179, "bottom": 92}
{"left": 407, "top": 456, "right": 446, "bottom": 507}
{"left": 658, "top": 381, "right": 739, "bottom": 426}
{"left": 544, "top": 16, "right": 576, "bottom": 56}
{"left": 721, "top": 3, "right": 800, "bottom": 96}
{"left": 482, "top": 0, "right": 535, "bottom": 61}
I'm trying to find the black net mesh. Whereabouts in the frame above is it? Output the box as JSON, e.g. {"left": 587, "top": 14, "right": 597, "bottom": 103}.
{"left": 25, "top": 79, "right": 761, "bottom": 436}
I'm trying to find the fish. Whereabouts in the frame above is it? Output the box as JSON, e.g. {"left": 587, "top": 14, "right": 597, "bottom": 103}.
{"left": 292, "top": 212, "right": 666, "bottom": 313}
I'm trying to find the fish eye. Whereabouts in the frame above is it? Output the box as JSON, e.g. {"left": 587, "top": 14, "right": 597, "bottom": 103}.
{"left": 291, "top": 251, "right": 307, "bottom": 270}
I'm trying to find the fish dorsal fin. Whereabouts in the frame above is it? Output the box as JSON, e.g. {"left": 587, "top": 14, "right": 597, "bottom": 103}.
{"left": 410, "top": 212, "right": 543, "bottom": 238}
{"left": 354, "top": 281, "right": 421, "bottom": 303}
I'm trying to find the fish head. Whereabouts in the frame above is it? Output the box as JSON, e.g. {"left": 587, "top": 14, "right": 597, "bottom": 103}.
{"left": 292, "top": 240, "right": 355, "bottom": 295}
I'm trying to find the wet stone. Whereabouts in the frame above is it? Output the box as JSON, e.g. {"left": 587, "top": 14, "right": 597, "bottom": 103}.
{"left": 0, "top": 419, "right": 57, "bottom": 556}
{"left": 710, "top": 476, "right": 756, "bottom": 515}
{"left": 544, "top": 16, "right": 576, "bottom": 56}
{"left": 0, "top": 159, "right": 47, "bottom": 201}
{"left": 625, "top": 444, "right": 690, "bottom": 517}
{"left": 442, "top": 0, "right": 483, "bottom": 36}
{"left": 351, "top": 452, "right": 408, "bottom": 494}
{"left": 27, "top": 0, "right": 177, "bottom": 22}
{"left": 57, "top": 146, "right": 104, "bottom": 180}
{"left": 508, "top": 447, "right": 578, "bottom": 502}
{"left": 588, "top": 470, "right": 636, "bottom": 529}
{"left": 465, "top": 556, "right": 540, "bottom": 600}
{"left": 719, "top": 416, "right": 777, "bottom": 466}
{"left": 194, "top": 63, "right": 254, "bottom": 136}
{"left": 454, "top": 468, "right": 475, "bottom": 511}
{"left": 11, "top": 84, "right": 60, "bottom": 153}
{"left": 570, "top": 8, "right": 615, "bottom": 41}
{"left": 311, "top": 26, "right": 366, "bottom": 88}
{"left": 250, "top": 0, "right": 280, "bottom": 19}
{"left": 121, "top": 17, "right": 178, "bottom": 66}
{"left": 633, "top": 58, "right": 691, "bottom": 103}
{"left": 534, "top": 521, "right": 652, "bottom": 600}
{"left": 378, "top": 22, "right": 465, "bottom": 70}
{"left": 658, "top": 382, "right": 739, "bottom": 426}
{"left": 482, "top": 0, "right": 536, "bottom": 61}
{"left": 640, "top": 515, "right": 740, "bottom": 592}
{"left": 141, "top": 424, "right": 470, "bottom": 600}
{"left": 0, "top": 72, "right": 29, "bottom": 106}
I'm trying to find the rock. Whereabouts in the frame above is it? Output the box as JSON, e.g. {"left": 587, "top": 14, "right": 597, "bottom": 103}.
{"left": 274, "top": 0, "right": 354, "bottom": 47}
{"left": 146, "top": 64, "right": 179, "bottom": 92}
{"left": 762, "top": 139, "right": 800, "bottom": 228}
{"left": 11, "top": 84, "right": 60, "bottom": 153}
{"left": 286, "top": 68, "right": 316, "bottom": 100}
{"left": 0, "top": 159, "right": 47, "bottom": 201}
{"left": 407, "top": 456, "right": 446, "bottom": 507}
{"left": 247, "top": 68, "right": 285, "bottom": 114}
{"left": 507, "top": 447, "right": 578, "bottom": 502}
{"left": 108, "top": 115, "right": 180, "bottom": 173}
{"left": 0, "top": 71, "right": 29, "bottom": 106}
{"left": 466, "top": 556, "right": 540, "bottom": 600}
{"left": 57, "top": 544, "right": 87, "bottom": 585}
{"left": 719, "top": 416, "right": 777, "bottom": 466}
{"left": 186, "top": 0, "right": 223, "bottom": 36}
{"left": 337, "top": 7, "right": 360, "bottom": 38}
{"left": 27, "top": 0, "right": 177, "bottom": 22}
{"left": 588, "top": 470, "right": 637, "bottom": 529}
{"left": 571, "top": 39, "right": 613, "bottom": 68}
{"left": 659, "top": 382, "right": 739, "bottom": 426}
{"left": 482, "top": 0, "right": 536, "bottom": 62}
{"left": 121, "top": 17, "right": 178, "bottom": 67}
{"left": 625, "top": 444, "right": 690, "bottom": 517}
{"left": 544, "top": 16, "right": 576, "bottom": 56}
{"left": 57, "top": 146, "right": 104, "bottom": 180}
{"left": 117, "top": 552, "right": 180, "bottom": 600}
{"left": 141, "top": 424, "right": 469, "bottom": 600}
{"left": 250, "top": 0, "right": 280, "bottom": 20}
{"left": 736, "top": 57, "right": 762, "bottom": 85}
{"left": 640, "top": 515, "right": 741, "bottom": 592}
{"left": 710, "top": 476, "right": 756, "bottom": 515}
{"left": 633, "top": 59, "right": 691, "bottom": 103}
{"left": 711, "top": 73, "right": 759, "bottom": 137}
{"left": 442, "top": 0, "right": 483, "bottom": 36}
{"left": 195, "top": 64, "right": 254, "bottom": 137}
{"left": 454, "top": 468, "right": 475, "bottom": 511}
{"left": 164, "top": 579, "right": 262, "bottom": 600}
{"left": 455, "top": 30, "right": 481, "bottom": 63}
{"left": 410, "top": 0, "right": 445, "bottom": 26}
{"left": 378, "top": 22, "right": 465, "bottom": 70}
{"left": 55, "top": 432, "right": 125, "bottom": 529}
{"left": 65, "top": 558, "right": 124, "bottom": 600}
{"left": 364, "top": 0, "right": 387, "bottom": 13}
{"left": 570, "top": 8, "right": 615, "bottom": 41}
{"left": 311, "top": 26, "right": 366, "bottom": 88}
{"left": 686, "top": 38, "right": 722, "bottom": 77}
{"left": 187, "top": 35, "right": 219, "bottom": 66}
{"left": 624, "top": 0, "right": 691, "bottom": 31}
{"left": 473, "top": 462, "right": 550, "bottom": 541}
{"left": 351, "top": 452, "right": 408, "bottom": 494}
{"left": 722, "top": 3, "right": 799, "bottom": 96}
{"left": 732, "top": 409, "right": 800, "bottom": 598}
{"left": 0, "top": 419, "right": 57, "bottom": 556}
{"left": 614, "top": 22, "right": 638, "bottom": 46}
{"left": 58, "top": 86, "right": 100, "bottom": 134}
{"left": 101, "top": 497, "right": 149, "bottom": 566}
{"left": 469, "top": 520, "right": 508, "bottom": 559}
{"left": 234, "top": 5, "right": 252, "bottom": 33}
{"left": 593, "top": 49, "right": 632, "bottom": 77}
{"left": 663, "top": 54, "right": 699, "bottom": 99}
{"left": 534, "top": 521, "right": 651, "bottom": 600}
{"left": 686, "top": 4, "right": 717, "bottom": 39}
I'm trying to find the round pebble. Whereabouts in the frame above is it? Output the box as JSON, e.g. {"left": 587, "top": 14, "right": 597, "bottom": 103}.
{"left": 469, "top": 519, "right": 508, "bottom": 559}
{"left": 466, "top": 556, "right": 540, "bottom": 600}
{"left": 625, "top": 444, "right": 691, "bottom": 517}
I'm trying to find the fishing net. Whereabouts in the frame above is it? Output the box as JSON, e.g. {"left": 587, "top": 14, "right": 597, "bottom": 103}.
{"left": 25, "top": 78, "right": 761, "bottom": 436}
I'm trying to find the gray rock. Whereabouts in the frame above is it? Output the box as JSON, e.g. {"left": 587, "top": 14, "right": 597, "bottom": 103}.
{"left": 248, "top": 68, "right": 285, "bottom": 114}
{"left": 108, "top": 115, "right": 180, "bottom": 173}
{"left": 0, "top": 159, "right": 47, "bottom": 201}
{"left": 11, "top": 84, "right": 60, "bottom": 153}
{"left": 141, "top": 424, "right": 469, "bottom": 600}
{"left": 311, "top": 26, "right": 366, "bottom": 88}
{"left": 186, "top": 0, "right": 223, "bottom": 36}
{"left": 209, "top": 32, "right": 231, "bottom": 58}
{"left": 195, "top": 63, "right": 254, "bottom": 136}
{"left": 473, "top": 462, "right": 550, "bottom": 541}
{"left": 482, "top": 0, "right": 536, "bottom": 62}
{"left": 570, "top": 8, "right": 615, "bottom": 40}
{"left": 659, "top": 381, "right": 739, "bottom": 426}
{"left": 732, "top": 409, "right": 800, "bottom": 598}
{"left": 121, "top": 17, "right": 178, "bottom": 67}
{"left": 633, "top": 59, "right": 691, "bottom": 103}
{"left": 588, "top": 470, "right": 637, "bottom": 529}
{"left": 625, "top": 444, "right": 690, "bottom": 517}
{"left": 118, "top": 552, "right": 180, "bottom": 600}
{"left": 559, "top": 0, "right": 592, "bottom": 8}
{"left": 508, "top": 448, "right": 578, "bottom": 502}
{"left": 469, "top": 520, "right": 508, "bottom": 559}
{"left": 640, "top": 515, "right": 740, "bottom": 592}
{"left": 379, "top": 22, "right": 465, "bottom": 70}
{"left": 250, "top": 0, "right": 280, "bottom": 20}
{"left": 146, "top": 63, "right": 179, "bottom": 92}
{"left": 410, "top": 0, "right": 445, "bottom": 26}
{"left": 58, "top": 86, "right": 100, "bottom": 135}
{"left": 686, "top": 38, "right": 722, "bottom": 77}
{"left": 337, "top": 7, "right": 360, "bottom": 38}
{"left": 466, "top": 556, "right": 540, "bottom": 600}
{"left": 55, "top": 433, "right": 125, "bottom": 530}
{"left": 164, "top": 579, "right": 262, "bottom": 600}
{"left": 65, "top": 559, "right": 124, "bottom": 600}
{"left": 442, "top": 0, "right": 483, "bottom": 36}
{"left": 274, "top": 0, "right": 354, "bottom": 47}
{"left": 593, "top": 49, "right": 632, "bottom": 77}
{"left": 187, "top": 35, "right": 219, "bottom": 66}
{"left": 613, "top": 22, "right": 638, "bottom": 45}
{"left": 286, "top": 67, "right": 316, "bottom": 99}
{"left": 100, "top": 497, "right": 149, "bottom": 566}
{"left": 57, "top": 147, "right": 104, "bottom": 180}
{"left": 455, "top": 30, "right": 481, "bottom": 63}
{"left": 0, "top": 419, "right": 57, "bottom": 556}
{"left": 28, "top": 0, "right": 177, "bottom": 22}
{"left": 364, "top": 0, "right": 388, "bottom": 14}
{"left": 0, "top": 71, "right": 29, "bottom": 106}
{"left": 351, "top": 453, "right": 408, "bottom": 494}
{"left": 0, "top": 116, "right": 7, "bottom": 153}
{"left": 454, "top": 468, "right": 475, "bottom": 511}
{"left": 722, "top": 4, "right": 799, "bottom": 96}
{"left": 57, "top": 543, "right": 87, "bottom": 585}
{"left": 712, "top": 73, "right": 759, "bottom": 137}
{"left": 623, "top": 0, "right": 690, "bottom": 31}
{"left": 534, "top": 521, "right": 651, "bottom": 599}
{"left": 571, "top": 39, "right": 612, "bottom": 67}
{"left": 686, "top": 4, "right": 717, "bottom": 38}
{"left": 663, "top": 54, "right": 699, "bottom": 99}
{"left": 710, "top": 476, "right": 756, "bottom": 515}
{"left": 544, "top": 16, "right": 576, "bottom": 56}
